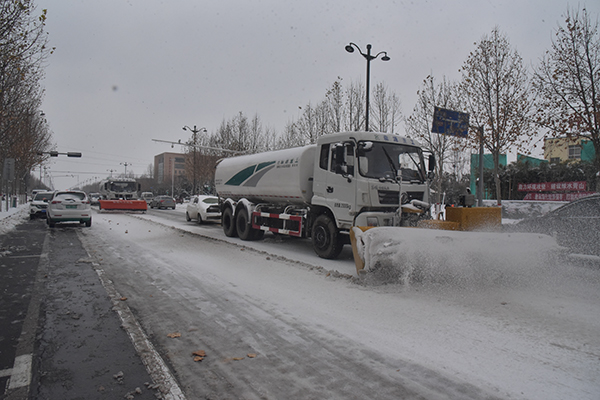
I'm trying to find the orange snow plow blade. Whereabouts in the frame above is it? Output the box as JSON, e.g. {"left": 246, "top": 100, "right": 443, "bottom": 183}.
{"left": 98, "top": 199, "right": 147, "bottom": 211}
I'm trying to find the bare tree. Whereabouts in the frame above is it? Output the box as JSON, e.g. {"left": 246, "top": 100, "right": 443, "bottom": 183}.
{"left": 325, "top": 77, "right": 345, "bottom": 133}
{"left": 277, "top": 121, "right": 304, "bottom": 149}
{"left": 371, "top": 82, "right": 403, "bottom": 133}
{"left": 406, "top": 75, "right": 467, "bottom": 203}
{"left": 533, "top": 7, "right": 600, "bottom": 180}
{"left": 460, "top": 27, "right": 535, "bottom": 204}
{"left": 345, "top": 80, "right": 365, "bottom": 131}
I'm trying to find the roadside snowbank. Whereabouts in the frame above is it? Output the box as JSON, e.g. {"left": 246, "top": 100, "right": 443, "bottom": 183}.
{"left": 0, "top": 205, "right": 28, "bottom": 235}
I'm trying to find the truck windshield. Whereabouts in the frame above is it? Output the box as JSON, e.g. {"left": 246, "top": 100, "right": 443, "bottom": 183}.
{"left": 109, "top": 182, "right": 137, "bottom": 192}
{"left": 358, "top": 142, "right": 425, "bottom": 182}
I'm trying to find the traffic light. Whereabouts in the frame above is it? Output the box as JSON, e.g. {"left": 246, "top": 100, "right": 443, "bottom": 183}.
{"left": 67, "top": 152, "right": 82, "bottom": 157}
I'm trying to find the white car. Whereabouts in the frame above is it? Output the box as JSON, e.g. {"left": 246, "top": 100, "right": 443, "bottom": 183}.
{"left": 46, "top": 190, "right": 92, "bottom": 228}
{"left": 29, "top": 191, "right": 54, "bottom": 219}
{"left": 186, "top": 195, "right": 221, "bottom": 224}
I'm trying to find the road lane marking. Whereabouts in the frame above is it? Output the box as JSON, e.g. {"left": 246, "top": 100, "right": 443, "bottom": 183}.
{"left": 7, "top": 355, "right": 32, "bottom": 390}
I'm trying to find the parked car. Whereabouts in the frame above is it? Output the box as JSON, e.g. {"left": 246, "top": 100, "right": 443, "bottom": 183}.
{"left": 46, "top": 190, "right": 92, "bottom": 227}
{"left": 29, "top": 191, "right": 54, "bottom": 219}
{"left": 512, "top": 193, "right": 600, "bottom": 256}
{"left": 149, "top": 195, "right": 176, "bottom": 209}
{"left": 186, "top": 195, "right": 221, "bottom": 224}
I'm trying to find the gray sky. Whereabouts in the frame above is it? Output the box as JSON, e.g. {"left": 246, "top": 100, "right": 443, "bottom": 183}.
{"left": 34, "top": 0, "right": 599, "bottom": 190}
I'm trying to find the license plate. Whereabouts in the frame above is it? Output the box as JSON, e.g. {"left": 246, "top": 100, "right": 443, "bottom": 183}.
{"left": 66, "top": 205, "right": 77, "bottom": 209}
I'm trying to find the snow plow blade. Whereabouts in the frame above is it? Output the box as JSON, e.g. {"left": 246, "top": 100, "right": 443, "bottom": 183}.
{"left": 350, "top": 207, "right": 562, "bottom": 282}
{"left": 98, "top": 199, "right": 147, "bottom": 211}
{"left": 350, "top": 226, "right": 562, "bottom": 284}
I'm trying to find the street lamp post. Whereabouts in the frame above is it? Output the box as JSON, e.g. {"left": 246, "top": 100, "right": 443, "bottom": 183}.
{"left": 120, "top": 162, "right": 131, "bottom": 176}
{"left": 182, "top": 125, "right": 207, "bottom": 195}
{"left": 345, "top": 42, "right": 390, "bottom": 132}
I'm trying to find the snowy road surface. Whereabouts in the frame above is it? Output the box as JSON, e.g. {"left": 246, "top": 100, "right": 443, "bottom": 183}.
{"left": 75, "top": 207, "right": 599, "bottom": 399}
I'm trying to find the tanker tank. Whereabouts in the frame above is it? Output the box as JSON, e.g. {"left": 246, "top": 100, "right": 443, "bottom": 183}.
{"left": 215, "top": 145, "right": 316, "bottom": 205}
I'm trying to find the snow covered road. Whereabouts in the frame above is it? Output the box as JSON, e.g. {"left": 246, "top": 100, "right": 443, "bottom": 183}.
{"left": 76, "top": 208, "right": 600, "bottom": 399}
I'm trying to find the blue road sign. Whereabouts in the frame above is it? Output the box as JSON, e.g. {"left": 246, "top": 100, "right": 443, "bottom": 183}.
{"left": 431, "top": 107, "right": 469, "bottom": 138}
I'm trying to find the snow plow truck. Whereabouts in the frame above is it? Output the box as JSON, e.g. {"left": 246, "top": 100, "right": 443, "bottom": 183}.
{"left": 215, "top": 131, "right": 435, "bottom": 260}
{"left": 98, "top": 178, "right": 147, "bottom": 211}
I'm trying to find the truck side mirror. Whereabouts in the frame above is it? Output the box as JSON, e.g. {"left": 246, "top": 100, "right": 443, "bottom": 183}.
{"left": 357, "top": 141, "right": 373, "bottom": 156}
{"left": 428, "top": 154, "right": 436, "bottom": 172}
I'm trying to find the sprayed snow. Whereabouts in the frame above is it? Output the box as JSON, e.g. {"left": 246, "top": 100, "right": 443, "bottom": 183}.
{"left": 353, "top": 227, "right": 564, "bottom": 286}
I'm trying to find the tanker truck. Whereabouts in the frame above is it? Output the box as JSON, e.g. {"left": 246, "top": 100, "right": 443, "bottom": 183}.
{"left": 215, "top": 131, "right": 434, "bottom": 259}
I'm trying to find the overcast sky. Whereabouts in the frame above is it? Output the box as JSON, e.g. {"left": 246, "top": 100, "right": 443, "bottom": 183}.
{"left": 34, "top": 0, "right": 599, "bottom": 190}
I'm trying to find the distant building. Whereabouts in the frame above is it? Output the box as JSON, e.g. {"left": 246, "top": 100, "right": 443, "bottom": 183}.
{"left": 154, "top": 152, "right": 186, "bottom": 184}
{"left": 544, "top": 136, "right": 595, "bottom": 164}
{"left": 516, "top": 153, "right": 548, "bottom": 167}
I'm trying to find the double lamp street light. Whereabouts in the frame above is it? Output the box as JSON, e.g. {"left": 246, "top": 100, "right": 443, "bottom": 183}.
{"left": 345, "top": 42, "right": 390, "bottom": 132}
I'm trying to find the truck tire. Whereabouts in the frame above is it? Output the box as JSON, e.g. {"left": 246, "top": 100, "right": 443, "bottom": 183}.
{"left": 222, "top": 207, "right": 237, "bottom": 237}
{"left": 236, "top": 208, "right": 262, "bottom": 241}
{"left": 311, "top": 214, "right": 343, "bottom": 259}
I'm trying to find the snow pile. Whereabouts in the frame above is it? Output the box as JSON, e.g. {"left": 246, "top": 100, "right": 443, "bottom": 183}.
{"left": 353, "top": 226, "right": 563, "bottom": 286}
{"left": 0, "top": 205, "right": 28, "bottom": 235}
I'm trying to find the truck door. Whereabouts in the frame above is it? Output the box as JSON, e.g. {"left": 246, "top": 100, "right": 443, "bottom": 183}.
{"left": 325, "top": 142, "right": 356, "bottom": 226}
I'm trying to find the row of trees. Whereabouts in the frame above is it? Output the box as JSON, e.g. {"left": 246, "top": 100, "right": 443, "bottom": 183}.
{"left": 1, "top": 0, "right": 54, "bottom": 194}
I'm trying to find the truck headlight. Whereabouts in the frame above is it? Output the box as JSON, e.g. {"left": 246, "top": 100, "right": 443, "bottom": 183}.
{"left": 367, "top": 217, "right": 379, "bottom": 226}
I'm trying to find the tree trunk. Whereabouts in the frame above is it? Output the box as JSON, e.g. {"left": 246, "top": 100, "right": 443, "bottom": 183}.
{"left": 493, "top": 152, "right": 501, "bottom": 206}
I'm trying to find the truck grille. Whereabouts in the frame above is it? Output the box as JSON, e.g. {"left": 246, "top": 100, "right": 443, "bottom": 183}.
{"left": 378, "top": 190, "right": 398, "bottom": 204}
{"left": 378, "top": 190, "right": 424, "bottom": 205}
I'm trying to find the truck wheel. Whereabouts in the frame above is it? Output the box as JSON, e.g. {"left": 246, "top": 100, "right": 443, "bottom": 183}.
{"left": 222, "top": 207, "right": 237, "bottom": 237}
{"left": 311, "top": 214, "right": 343, "bottom": 259}
{"left": 236, "top": 208, "right": 255, "bottom": 240}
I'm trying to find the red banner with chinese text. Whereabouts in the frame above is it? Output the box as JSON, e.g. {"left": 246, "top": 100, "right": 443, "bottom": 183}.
{"left": 518, "top": 181, "right": 587, "bottom": 192}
